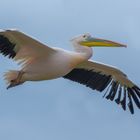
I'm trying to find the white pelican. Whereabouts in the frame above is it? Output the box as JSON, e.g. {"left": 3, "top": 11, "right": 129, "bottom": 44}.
{"left": 0, "top": 29, "right": 140, "bottom": 114}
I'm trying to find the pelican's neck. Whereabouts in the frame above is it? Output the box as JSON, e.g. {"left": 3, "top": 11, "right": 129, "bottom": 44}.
{"left": 72, "top": 42, "right": 93, "bottom": 60}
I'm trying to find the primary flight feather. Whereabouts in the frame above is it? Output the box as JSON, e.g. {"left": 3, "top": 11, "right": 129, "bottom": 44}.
{"left": 0, "top": 29, "right": 140, "bottom": 114}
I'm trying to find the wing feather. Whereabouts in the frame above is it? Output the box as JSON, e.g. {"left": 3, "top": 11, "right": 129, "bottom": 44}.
{"left": 63, "top": 60, "right": 140, "bottom": 114}
{"left": 0, "top": 29, "right": 56, "bottom": 65}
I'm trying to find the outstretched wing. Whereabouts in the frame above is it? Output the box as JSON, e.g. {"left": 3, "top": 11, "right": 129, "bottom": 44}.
{"left": 63, "top": 60, "right": 140, "bottom": 114}
{"left": 0, "top": 29, "right": 56, "bottom": 66}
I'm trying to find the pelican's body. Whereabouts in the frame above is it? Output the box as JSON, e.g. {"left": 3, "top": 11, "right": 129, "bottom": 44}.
{"left": 22, "top": 49, "right": 83, "bottom": 81}
{"left": 0, "top": 29, "right": 140, "bottom": 114}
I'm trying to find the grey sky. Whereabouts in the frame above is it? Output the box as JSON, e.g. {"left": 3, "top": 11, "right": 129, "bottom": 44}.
{"left": 0, "top": 0, "right": 140, "bottom": 140}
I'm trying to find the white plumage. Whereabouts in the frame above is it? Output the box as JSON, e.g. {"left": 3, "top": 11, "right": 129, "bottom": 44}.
{"left": 0, "top": 29, "right": 140, "bottom": 114}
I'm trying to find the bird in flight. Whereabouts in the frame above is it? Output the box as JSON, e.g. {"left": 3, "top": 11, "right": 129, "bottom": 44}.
{"left": 0, "top": 29, "right": 140, "bottom": 114}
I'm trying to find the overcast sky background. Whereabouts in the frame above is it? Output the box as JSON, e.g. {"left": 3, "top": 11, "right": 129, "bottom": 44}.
{"left": 0, "top": 0, "right": 140, "bottom": 140}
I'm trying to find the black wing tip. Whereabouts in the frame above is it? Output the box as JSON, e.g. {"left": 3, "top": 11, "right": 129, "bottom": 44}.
{"left": 0, "top": 34, "right": 16, "bottom": 58}
{"left": 121, "top": 101, "right": 126, "bottom": 111}
{"left": 64, "top": 68, "right": 140, "bottom": 115}
{"left": 128, "top": 103, "right": 134, "bottom": 114}
{"left": 105, "top": 84, "right": 140, "bottom": 114}
{"left": 133, "top": 85, "right": 140, "bottom": 91}
{"left": 128, "top": 87, "right": 140, "bottom": 109}
{"left": 106, "top": 81, "right": 119, "bottom": 101}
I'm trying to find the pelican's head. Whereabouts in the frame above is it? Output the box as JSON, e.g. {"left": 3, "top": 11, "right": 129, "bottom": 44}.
{"left": 71, "top": 33, "right": 127, "bottom": 48}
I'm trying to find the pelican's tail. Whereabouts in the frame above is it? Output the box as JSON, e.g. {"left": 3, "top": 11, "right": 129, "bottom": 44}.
{"left": 4, "top": 70, "right": 19, "bottom": 84}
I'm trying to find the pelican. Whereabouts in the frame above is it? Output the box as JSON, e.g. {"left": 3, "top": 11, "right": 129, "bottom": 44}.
{"left": 0, "top": 29, "right": 140, "bottom": 114}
